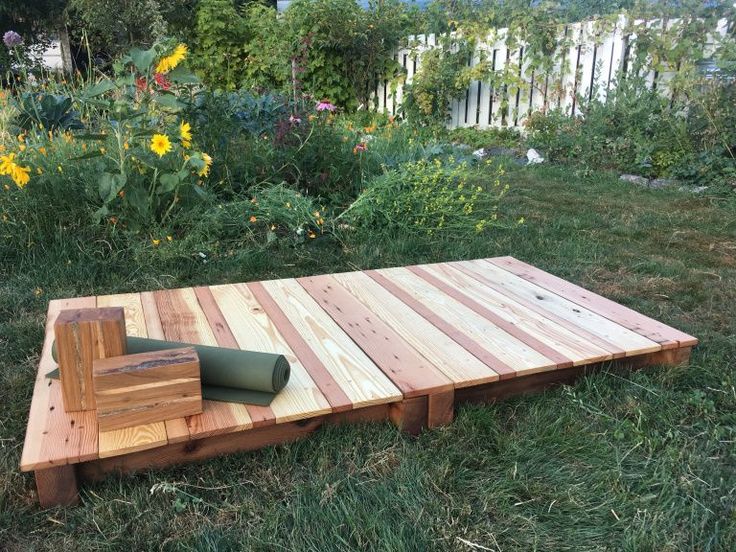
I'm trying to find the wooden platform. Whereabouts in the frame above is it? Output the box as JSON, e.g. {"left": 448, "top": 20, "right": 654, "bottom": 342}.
{"left": 20, "top": 257, "right": 697, "bottom": 507}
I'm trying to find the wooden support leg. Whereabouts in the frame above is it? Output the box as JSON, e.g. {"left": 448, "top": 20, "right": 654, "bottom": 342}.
{"left": 427, "top": 389, "right": 454, "bottom": 428}
{"left": 35, "top": 464, "right": 79, "bottom": 508}
{"left": 389, "top": 396, "right": 428, "bottom": 436}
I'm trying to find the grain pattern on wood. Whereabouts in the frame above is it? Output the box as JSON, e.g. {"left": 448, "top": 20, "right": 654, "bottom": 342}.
{"left": 54, "top": 307, "right": 127, "bottom": 411}
{"left": 414, "top": 264, "right": 613, "bottom": 366}
{"left": 367, "top": 269, "right": 518, "bottom": 380}
{"left": 21, "top": 296, "right": 99, "bottom": 472}
{"left": 93, "top": 348, "right": 202, "bottom": 432}
{"left": 299, "top": 274, "right": 453, "bottom": 397}
{"left": 260, "top": 278, "right": 403, "bottom": 407}
{"left": 373, "top": 268, "right": 557, "bottom": 377}
{"left": 97, "top": 293, "right": 172, "bottom": 454}
{"left": 427, "top": 389, "right": 455, "bottom": 428}
{"left": 155, "top": 288, "right": 253, "bottom": 438}
{"left": 139, "top": 292, "right": 190, "bottom": 443}
{"left": 247, "top": 281, "right": 352, "bottom": 413}
{"left": 455, "top": 260, "right": 661, "bottom": 357}
{"left": 210, "top": 283, "right": 332, "bottom": 424}
{"left": 98, "top": 422, "right": 170, "bottom": 458}
{"left": 389, "top": 396, "right": 428, "bottom": 436}
{"left": 332, "top": 271, "right": 499, "bottom": 388}
{"left": 487, "top": 256, "right": 698, "bottom": 348}
{"left": 194, "top": 286, "right": 275, "bottom": 427}
{"left": 35, "top": 464, "right": 79, "bottom": 508}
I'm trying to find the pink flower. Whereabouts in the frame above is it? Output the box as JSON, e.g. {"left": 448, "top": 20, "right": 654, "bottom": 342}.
{"left": 289, "top": 114, "right": 302, "bottom": 125}
{"left": 316, "top": 101, "right": 336, "bottom": 112}
{"left": 353, "top": 142, "right": 367, "bottom": 154}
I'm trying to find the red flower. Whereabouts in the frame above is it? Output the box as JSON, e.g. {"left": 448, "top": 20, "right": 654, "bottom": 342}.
{"left": 135, "top": 77, "right": 147, "bottom": 91}
{"left": 153, "top": 72, "right": 171, "bottom": 91}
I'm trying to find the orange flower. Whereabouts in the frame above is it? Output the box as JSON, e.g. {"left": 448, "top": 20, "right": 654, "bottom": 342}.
{"left": 249, "top": 215, "right": 257, "bottom": 223}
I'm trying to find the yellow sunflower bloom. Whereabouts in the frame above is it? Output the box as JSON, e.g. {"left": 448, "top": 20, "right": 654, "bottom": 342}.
{"left": 198, "top": 153, "right": 212, "bottom": 177}
{"left": 155, "top": 44, "right": 187, "bottom": 74}
{"left": 179, "top": 121, "right": 192, "bottom": 148}
{"left": 0, "top": 153, "right": 16, "bottom": 175}
{"left": 150, "top": 134, "right": 172, "bottom": 157}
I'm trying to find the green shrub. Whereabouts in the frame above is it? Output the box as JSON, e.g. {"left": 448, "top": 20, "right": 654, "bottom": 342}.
{"left": 340, "top": 157, "right": 510, "bottom": 240}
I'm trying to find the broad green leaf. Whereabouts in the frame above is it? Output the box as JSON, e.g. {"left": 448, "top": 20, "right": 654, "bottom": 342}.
{"left": 129, "top": 47, "right": 157, "bottom": 73}
{"left": 158, "top": 173, "right": 180, "bottom": 194}
{"left": 98, "top": 172, "right": 127, "bottom": 203}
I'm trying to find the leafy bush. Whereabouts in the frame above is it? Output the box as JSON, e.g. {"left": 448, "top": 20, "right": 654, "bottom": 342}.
{"left": 340, "top": 157, "right": 510, "bottom": 239}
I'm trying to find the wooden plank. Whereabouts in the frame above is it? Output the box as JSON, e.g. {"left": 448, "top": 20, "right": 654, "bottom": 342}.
{"left": 247, "top": 282, "right": 353, "bottom": 413}
{"left": 331, "top": 271, "right": 499, "bottom": 387}
{"left": 367, "top": 269, "right": 546, "bottom": 379}
{"left": 487, "top": 256, "right": 698, "bottom": 348}
{"left": 21, "top": 296, "right": 99, "bottom": 472}
{"left": 389, "top": 397, "right": 427, "bottom": 436}
{"left": 155, "top": 288, "right": 253, "bottom": 438}
{"left": 455, "top": 260, "right": 661, "bottom": 357}
{"left": 209, "top": 283, "right": 332, "bottom": 424}
{"left": 299, "top": 274, "right": 453, "bottom": 397}
{"left": 259, "top": 278, "right": 403, "bottom": 406}
{"left": 96, "top": 293, "right": 171, "bottom": 456}
{"left": 194, "top": 286, "right": 275, "bottom": 427}
{"left": 413, "top": 265, "right": 613, "bottom": 366}
{"left": 140, "top": 291, "right": 190, "bottom": 443}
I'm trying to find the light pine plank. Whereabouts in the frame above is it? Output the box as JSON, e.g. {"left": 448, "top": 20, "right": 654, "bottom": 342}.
{"left": 332, "top": 271, "right": 499, "bottom": 388}
{"left": 194, "top": 286, "right": 275, "bottom": 427}
{"left": 96, "top": 293, "right": 169, "bottom": 457}
{"left": 155, "top": 288, "right": 253, "bottom": 438}
{"left": 260, "top": 279, "right": 403, "bottom": 407}
{"left": 376, "top": 267, "right": 557, "bottom": 376}
{"left": 98, "top": 423, "right": 169, "bottom": 458}
{"left": 459, "top": 260, "right": 661, "bottom": 356}
{"left": 415, "top": 265, "right": 614, "bottom": 366}
{"left": 209, "top": 283, "right": 332, "bottom": 424}
{"left": 299, "top": 275, "right": 454, "bottom": 397}
{"left": 141, "top": 292, "right": 190, "bottom": 443}
{"left": 487, "top": 256, "right": 698, "bottom": 348}
{"left": 21, "top": 297, "right": 98, "bottom": 472}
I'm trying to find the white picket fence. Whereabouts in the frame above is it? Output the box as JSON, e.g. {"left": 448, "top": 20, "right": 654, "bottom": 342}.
{"left": 375, "top": 15, "right": 730, "bottom": 129}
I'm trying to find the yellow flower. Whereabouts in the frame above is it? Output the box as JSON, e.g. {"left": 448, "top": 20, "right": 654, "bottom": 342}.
{"left": 0, "top": 153, "right": 16, "bottom": 175}
{"left": 11, "top": 164, "right": 31, "bottom": 188}
{"left": 123, "top": 141, "right": 129, "bottom": 150}
{"left": 155, "top": 44, "right": 187, "bottom": 74}
{"left": 152, "top": 238, "right": 161, "bottom": 246}
{"left": 39, "top": 147, "right": 47, "bottom": 156}
{"left": 179, "top": 121, "right": 192, "bottom": 148}
{"left": 150, "top": 134, "right": 172, "bottom": 157}
{"left": 198, "top": 153, "right": 212, "bottom": 177}
{"left": 166, "top": 235, "right": 173, "bottom": 242}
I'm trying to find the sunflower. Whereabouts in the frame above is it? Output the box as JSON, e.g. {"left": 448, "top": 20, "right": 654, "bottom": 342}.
{"left": 155, "top": 44, "right": 187, "bottom": 74}
{"left": 198, "top": 153, "right": 213, "bottom": 177}
{"left": 150, "top": 134, "right": 172, "bottom": 157}
{"left": 179, "top": 121, "right": 192, "bottom": 148}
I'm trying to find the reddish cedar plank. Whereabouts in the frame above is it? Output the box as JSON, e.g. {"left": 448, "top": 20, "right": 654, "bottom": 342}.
{"left": 248, "top": 281, "right": 353, "bottom": 412}
{"left": 366, "top": 270, "right": 518, "bottom": 380}
{"left": 449, "top": 262, "right": 630, "bottom": 358}
{"left": 487, "top": 257, "right": 698, "bottom": 349}
{"left": 194, "top": 286, "right": 275, "bottom": 427}
{"left": 21, "top": 297, "right": 99, "bottom": 471}
{"left": 141, "top": 291, "right": 190, "bottom": 443}
{"left": 409, "top": 266, "right": 575, "bottom": 369}
{"left": 298, "top": 274, "right": 453, "bottom": 397}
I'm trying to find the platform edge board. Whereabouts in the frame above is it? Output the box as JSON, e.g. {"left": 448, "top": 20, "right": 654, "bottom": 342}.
{"left": 486, "top": 257, "right": 699, "bottom": 349}
{"left": 298, "top": 274, "right": 454, "bottom": 397}
{"left": 21, "top": 296, "right": 99, "bottom": 473}
{"left": 77, "top": 404, "right": 393, "bottom": 481}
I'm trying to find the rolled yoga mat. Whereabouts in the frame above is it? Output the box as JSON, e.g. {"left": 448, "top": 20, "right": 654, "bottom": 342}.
{"left": 49, "top": 336, "right": 290, "bottom": 406}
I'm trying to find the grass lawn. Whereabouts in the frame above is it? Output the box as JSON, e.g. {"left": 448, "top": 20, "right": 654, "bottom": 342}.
{"left": 1, "top": 165, "right": 734, "bottom": 551}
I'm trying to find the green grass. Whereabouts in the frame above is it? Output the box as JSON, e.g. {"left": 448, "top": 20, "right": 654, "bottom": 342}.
{"left": 1, "top": 166, "right": 734, "bottom": 551}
